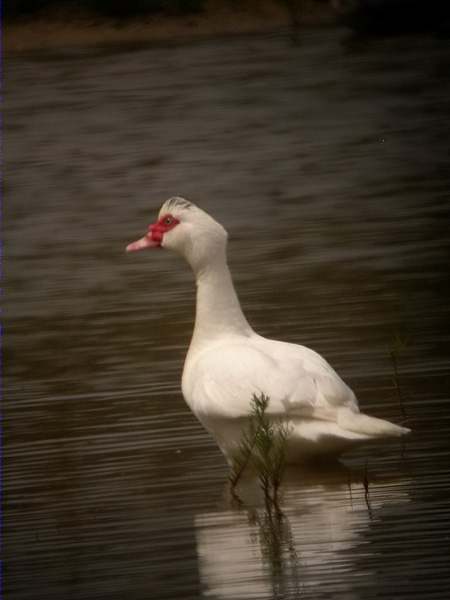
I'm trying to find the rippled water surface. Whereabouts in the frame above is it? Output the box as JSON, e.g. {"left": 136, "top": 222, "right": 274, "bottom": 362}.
{"left": 5, "top": 28, "right": 450, "bottom": 599}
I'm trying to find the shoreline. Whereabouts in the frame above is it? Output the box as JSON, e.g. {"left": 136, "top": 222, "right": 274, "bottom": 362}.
{"left": 5, "top": 1, "right": 336, "bottom": 54}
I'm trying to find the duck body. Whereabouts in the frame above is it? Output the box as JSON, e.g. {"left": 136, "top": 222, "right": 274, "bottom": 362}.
{"left": 127, "top": 197, "right": 410, "bottom": 464}
{"left": 183, "top": 335, "right": 365, "bottom": 463}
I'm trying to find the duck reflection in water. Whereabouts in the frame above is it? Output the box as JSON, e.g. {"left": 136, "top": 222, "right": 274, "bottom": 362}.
{"left": 194, "top": 462, "right": 411, "bottom": 600}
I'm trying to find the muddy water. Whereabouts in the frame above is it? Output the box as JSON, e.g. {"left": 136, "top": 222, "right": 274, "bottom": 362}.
{"left": 4, "top": 28, "right": 450, "bottom": 599}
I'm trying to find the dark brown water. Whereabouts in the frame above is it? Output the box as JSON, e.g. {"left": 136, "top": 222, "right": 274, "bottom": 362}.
{"left": 4, "top": 28, "right": 450, "bottom": 599}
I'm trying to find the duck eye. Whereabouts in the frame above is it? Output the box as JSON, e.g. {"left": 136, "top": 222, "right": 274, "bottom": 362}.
{"left": 164, "top": 216, "right": 173, "bottom": 226}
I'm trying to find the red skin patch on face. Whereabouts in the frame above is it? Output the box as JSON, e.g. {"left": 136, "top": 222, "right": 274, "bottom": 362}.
{"left": 126, "top": 213, "right": 180, "bottom": 252}
{"left": 148, "top": 214, "right": 180, "bottom": 245}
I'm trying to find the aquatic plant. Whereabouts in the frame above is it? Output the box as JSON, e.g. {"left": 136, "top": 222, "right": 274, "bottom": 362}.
{"left": 229, "top": 393, "right": 290, "bottom": 510}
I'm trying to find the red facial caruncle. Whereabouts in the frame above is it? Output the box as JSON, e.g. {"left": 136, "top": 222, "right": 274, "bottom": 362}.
{"left": 126, "top": 214, "right": 179, "bottom": 252}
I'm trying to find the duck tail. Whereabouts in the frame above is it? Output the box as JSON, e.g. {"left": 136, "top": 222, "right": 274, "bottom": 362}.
{"left": 337, "top": 408, "right": 411, "bottom": 438}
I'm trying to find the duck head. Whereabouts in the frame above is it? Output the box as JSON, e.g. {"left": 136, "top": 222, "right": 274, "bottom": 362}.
{"left": 126, "top": 196, "right": 228, "bottom": 273}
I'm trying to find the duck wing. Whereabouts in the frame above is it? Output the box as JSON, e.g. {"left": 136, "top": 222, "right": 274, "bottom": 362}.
{"left": 184, "top": 337, "right": 358, "bottom": 423}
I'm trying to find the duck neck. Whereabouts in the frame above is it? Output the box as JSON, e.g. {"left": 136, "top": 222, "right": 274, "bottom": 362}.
{"left": 191, "top": 254, "right": 252, "bottom": 349}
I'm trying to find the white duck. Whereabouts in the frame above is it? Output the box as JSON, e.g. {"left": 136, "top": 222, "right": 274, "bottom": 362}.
{"left": 127, "top": 197, "right": 410, "bottom": 463}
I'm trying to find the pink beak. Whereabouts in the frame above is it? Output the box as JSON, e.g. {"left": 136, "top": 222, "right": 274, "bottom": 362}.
{"left": 126, "top": 234, "right": 160, "bottom": 252}
{"left": 126, "top": 218, "right": 175, "bottom": 252}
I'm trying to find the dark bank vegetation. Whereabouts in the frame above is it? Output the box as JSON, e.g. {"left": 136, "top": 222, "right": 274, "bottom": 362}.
{"left": 5, "top": 0, "right": 205, "bottom": 19}
{"left": 334, "top": 0, "right": 450, "bottom": 35}
{"left": 5, "top": 0, "right": 334, "bottom": 52}
{"left": 6, "top": 0, "right": 327, "bottom": 21}
{"left": 5, "top": 1, "right": 449, "bottom": 53}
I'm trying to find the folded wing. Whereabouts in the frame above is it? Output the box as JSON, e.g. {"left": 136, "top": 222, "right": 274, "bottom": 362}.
{"left": 186, "top": 337, "right": 358, "bottom": 423}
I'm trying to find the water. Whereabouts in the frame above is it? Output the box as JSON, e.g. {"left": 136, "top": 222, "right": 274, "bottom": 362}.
{"left": 4, "top": 27, "right": 450, "bottom": 599}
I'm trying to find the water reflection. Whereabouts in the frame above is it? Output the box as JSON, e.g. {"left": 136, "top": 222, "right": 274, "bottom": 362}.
{"left": 249, "top": 507, "right": 301, "bottom": 600}
{"left": 195, "top": 465, "right": 411, "bottom": 599}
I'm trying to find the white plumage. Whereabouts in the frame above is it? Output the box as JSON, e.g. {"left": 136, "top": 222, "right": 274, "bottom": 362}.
{"left": 127, "top": 197, "right": 410, "bottom": 463}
